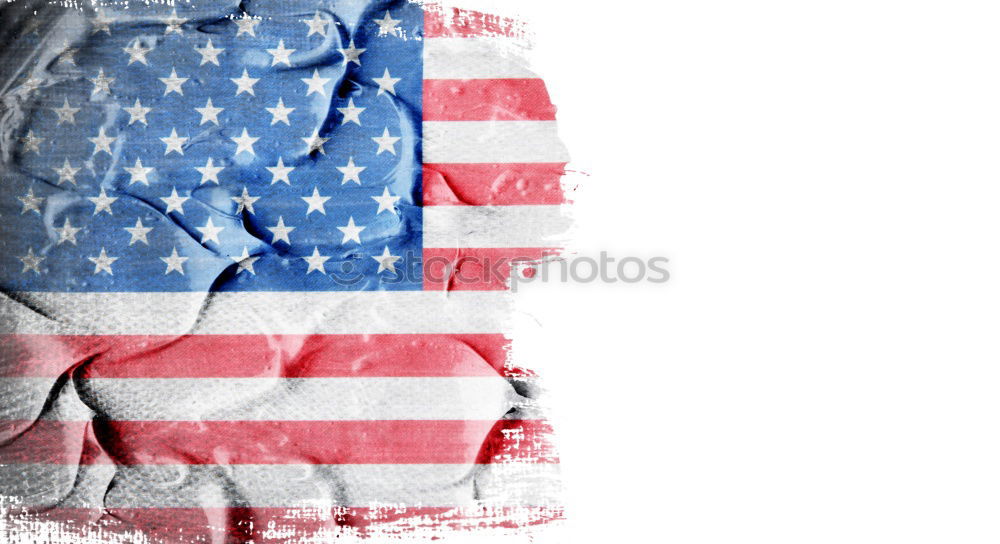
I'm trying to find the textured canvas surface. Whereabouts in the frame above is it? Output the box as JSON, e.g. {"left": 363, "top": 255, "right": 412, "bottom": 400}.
{"left": 0, "top": 0, "right": 570, "bottom": 541}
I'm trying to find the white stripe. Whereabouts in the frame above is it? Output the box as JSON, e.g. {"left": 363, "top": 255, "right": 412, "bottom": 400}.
{"left": 0, "top": 291, "right": 511, "bottom": 335}
{"left": 423, "top": 121, "right": 569, "bottom": 163}
{"left": 3, "top": 377, "right": 521, "bottom": 421}
{"left": 424, "top": 37, "right": 536, "bottom": 79}
{"left": 1, "top": 463, "right": 562, "bottom": 509}
{"left": 423, "top": 206, "right": 570, "bottom": 248}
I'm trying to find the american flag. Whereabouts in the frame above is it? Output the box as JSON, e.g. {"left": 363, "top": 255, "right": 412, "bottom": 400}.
{"left": 0, "top": 0, "right": 568, "bottom": 541}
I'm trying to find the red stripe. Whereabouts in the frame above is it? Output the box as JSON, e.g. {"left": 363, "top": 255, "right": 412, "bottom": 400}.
{"left": 0, "top": 334, "right": 532, "bottom": 378}
{"left": 4, "top": 506, "right": 563, "bottom": 539}
{"left": 423, "top": 163, "right": 567, "bottom": 206}
{"left": 424, "top": 248, "right": 559, "bottom": 291}
{"left": 0, "top": 419, "right": 557, "bottom": 465}
{"left": 424, "top": 6, "right": 524, "bottom": 38}
{"left": 424, "top": 79, "right": 556, "bottom": 121}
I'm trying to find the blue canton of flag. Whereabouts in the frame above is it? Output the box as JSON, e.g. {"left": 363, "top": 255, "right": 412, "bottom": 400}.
{"left": 2, "top": 0, "right": 423, "bottom": 292}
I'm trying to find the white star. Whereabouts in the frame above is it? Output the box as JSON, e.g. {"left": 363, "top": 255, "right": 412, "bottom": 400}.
{"left": 160, "top": 128, "right": 188, "bottom": 155}
{"left": 18, "top": 188, "right": 44, "bottom": 214}
{"left": 233, "top": 12, "right": 260, "bottom": 38}
{"left": 195, "top": 98, "right": 224, "bottom": 125}
{"left": 160, "top": 247, "right": 188, "bottom": 275}
{"left": 89, "top": 127, "right": 115, "bottom": 155}
{"left": 372, "top": 246, "right": 400, "bottom": 273}
{"left": 302, "top": 130, "right": 330, "bottom": 155}
{"left": 196, "top": 217, "right": 225, "bottom": 245}
{"left": 373, "top": 68, "right": 401, "bottom": 96}
{"left": 372, "top": 128, "right": 400, "bottom": 155}
{"left": 267, "top": 39, "right": 295, "bottom": 66}
{"left": 231, "top": 68, "right": 259, "bottom": 96}
{"left": 19, "top": 77, "right": 42, "bottom": 94}
{"left": 372, "top": 187, "right": 401, "bottom": 215}
{"left": 336, "top": 156, "right": 366, "bottom": 184}
{"left": 17, "top": 76, "right": 39, "bottom": 90}
{"left": 17, "top": 79, "right": 39, "bottom": 92}
{"left": 124, "top": 157, "right": 154, "bottom": 185}
{"left": 301, "top": 69, "right": 330, "bottom": 96}
{"left": 301, "top": 187, "right": 331, "bottom": 215}
{"left": 57, "top": 42, "right": 78, "bottom": 66}
{"left": 159, "top": 68, "right": 188, "bottom": 95}
{"left": 52, "top": 99, "right": 80, "bottom": 125}
{"left": 53, "top": 159, "right": 80, "bottom": 185}
{"left": 18, "top": 78, "right": 38, "bottom": 93}
{"left": 232, "top": 246, "right": 259, "bottom": 275}
{"left": 88, "top": 187, "right": 117, "bottom": 215}
{"left": 195, "top": 157, "right": 224, "bottom": 184}
{"left": 337, "top": 98, "right": 365, "bottom": 125}
{"left": 20, "top": 131, "right": 44, "bottom": 154}
{"left": 266, "top": 157, "right": 294, "bottom": 185}
{"left": 124, "top": 218, "right": 152, "bottom": 245}
{"left": 266, "top": 98, "right": 294, "bottom": 125}
{"left": 338, "top": 39, "right": 365, "bottom": 66}
{"left": 58, "top": 51, "right": 77, "bottom": 67}
{"left": 92, "top": 10, "right": 113, "bottom": 35}
{"left": 124, "top": 98, "right": 151, "bottom": 125}
{"left": 231, "top": 128, "right": 259, "bottom": 156}
{"left": 19, "top": 247, "right": 44, "bottom": 274}
{"left": 160, "top": 187, "right": 189, "bottom": 215}
{"left": 163, "top": 9, "right": 186, "bottom": 35}
{"left": 301, "top": 11, "right": 330, "bottom": 37}
{"left": 194, "top": 39, "right": 224, "bottom": 66}
{"left": 55, "top": 217, "right": 81, "bottom": 245}
{"left": 231, "top": 186, "right": 260, "bottom": 214}
{"left": 266, "top": 216, "right": 295, "bottom": 245}
{"left": 302, "top": 246, "right": 330, "bottom": 274}
{"left": 90, "top": 68, "right": 114, "bottom": 95}
{"left": 122, "top": 39, "right": 151, "bottom": 65}
{"left": 88, "top": 247, "right": 117, "bottom": 275}
{"left": 373, "top": 11, "right": 401, "bottom": 37}
{"left": 336, "top": 216, "right": 365, "bottom": 244}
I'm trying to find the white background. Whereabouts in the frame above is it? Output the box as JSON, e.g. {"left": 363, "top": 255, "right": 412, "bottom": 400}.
{"left": 450, "top": 0, "right": 1000, "bottom": 542}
